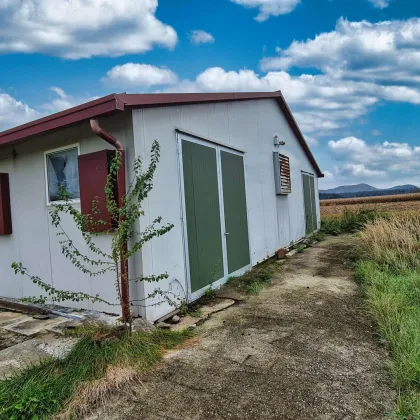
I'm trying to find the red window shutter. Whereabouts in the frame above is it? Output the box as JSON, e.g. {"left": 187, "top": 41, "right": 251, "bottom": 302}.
{"left": 279, "top": 155, "right": 291, "bottom": 194}
{"left": 78, "top": 150, "right": 118, "bottom": 233}
{"left": 0, "top": 173, "right": 12, "bottom": 235}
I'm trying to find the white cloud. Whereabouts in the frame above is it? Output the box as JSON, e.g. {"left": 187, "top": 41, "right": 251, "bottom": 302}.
{"left": 326, "top": 136, "right": 420, "bottom": 185}
{"left": 369, "top": 0, "right": 391, "bottom": 9}
{"left": 260, "top": 18, "right": 420, "bottom": 86}
{"left": 189, "top": 30, "right": 215, "bottom": 45}
{"left": 0, "top": 0, "right": 177, "bottom": 59}
{"left": 372, "top": 130, "right": 381, "bottom": 136}
{"left": 41, "top": 87, "right": 98, "bottom": 113}
{"left": 230, "top": 0, "right": 300, "bottom": 22}
{"left": 164, "top": 66, "right": 420, "bottom": 135}
{"left": 102, "top": 64, "right": 178, "bottom": 88}
{"left": 0, "top": 93, "right": 39, "bottom": 131}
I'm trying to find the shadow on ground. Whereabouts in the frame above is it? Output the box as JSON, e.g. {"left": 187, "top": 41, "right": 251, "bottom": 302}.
{"left": 87, "top": 235, "right": 394, "bottom": 420}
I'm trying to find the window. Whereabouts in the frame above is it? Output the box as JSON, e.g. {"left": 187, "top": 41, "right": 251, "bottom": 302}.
{"left": 273, "top": 152, "right": 291, "bottom": 195}
{"left": 45, "top": 145, "right": 80, "bottom": 204}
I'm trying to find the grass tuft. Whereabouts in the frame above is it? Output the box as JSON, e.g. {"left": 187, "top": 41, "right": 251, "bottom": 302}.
{"left": 229, "top": 260, "right": 278, "bottom": 295}
{"left": 0, "top": 326, "right": 191, "bottom": 419}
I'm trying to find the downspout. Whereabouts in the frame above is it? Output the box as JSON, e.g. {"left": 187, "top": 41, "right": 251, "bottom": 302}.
{"left": 90, "top": 118, "right": 130, "bottom": 324}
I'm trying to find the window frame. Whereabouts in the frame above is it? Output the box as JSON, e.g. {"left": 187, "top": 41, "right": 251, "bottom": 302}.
{"left": 44, "top": 143, "right": 81, "bottom": 206}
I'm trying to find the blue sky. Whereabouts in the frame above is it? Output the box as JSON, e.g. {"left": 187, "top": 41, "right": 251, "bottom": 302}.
{"left": 1, "top": 0, "right": 420, "bottom": 189}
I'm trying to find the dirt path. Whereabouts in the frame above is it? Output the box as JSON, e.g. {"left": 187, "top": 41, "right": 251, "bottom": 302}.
{"left": 89, "top": 235, "right": 394, "bottom": 420}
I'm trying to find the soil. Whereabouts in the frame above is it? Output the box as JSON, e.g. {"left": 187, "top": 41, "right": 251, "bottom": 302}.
{"left": 87, "top": 235, "right": 395, "bottom": 420}
{"left": 0, "top": 329, "right": 27, "bottom": 351}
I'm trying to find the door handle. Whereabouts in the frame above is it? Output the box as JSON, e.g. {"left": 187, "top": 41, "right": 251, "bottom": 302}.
{"left": 225, "top": 232, "right": 230, "bottom": 235}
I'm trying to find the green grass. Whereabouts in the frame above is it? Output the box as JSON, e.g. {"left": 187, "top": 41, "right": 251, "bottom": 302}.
{"left": 321, "top": 208, "right": 387, "bottom": 235}
{"left": 0, "top": 327, "right": 191, "bottom": 419}
{"left": 356, "top": 261, "right": 420, "bottom": 418}
{"left": 231, "top": 260, "right": 278, "bottom": 295}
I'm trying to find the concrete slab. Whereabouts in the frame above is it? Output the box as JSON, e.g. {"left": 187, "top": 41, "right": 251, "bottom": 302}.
{"left": 0, "top": 311, "right": 27, "bottom": 327}
{"left": 0, "top": 340, "right": 49, "bottom": 379}
{"left": 171, "top": 298, "right": 235, "bottom": 331}
{"left": 3, "top": 316, "right": 67, "bottom": 337}
{"left": 286, "top": 249, "right": 298, "bottom": 258}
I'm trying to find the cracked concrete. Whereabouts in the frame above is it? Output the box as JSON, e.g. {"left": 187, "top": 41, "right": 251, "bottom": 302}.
{"left": 88, "top": 235, "right": 394, "bottom": 420}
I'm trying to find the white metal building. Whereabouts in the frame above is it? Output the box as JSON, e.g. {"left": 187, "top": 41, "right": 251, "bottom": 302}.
{"left": 0, "top": 92, "right": 323, "bottom": 322}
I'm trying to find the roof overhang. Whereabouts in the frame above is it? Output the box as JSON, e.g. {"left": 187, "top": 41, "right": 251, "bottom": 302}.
{"left": 0, "top": 92, "right": 323, "bottom": 177}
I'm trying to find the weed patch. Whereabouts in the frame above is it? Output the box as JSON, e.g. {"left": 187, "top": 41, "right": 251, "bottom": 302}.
{"left": 321, "top": 208, "right": 387, "bottom": 235}
{"left": 0, "top": 326, "right": 191, "bottom": 419}
{"left": 230, "top": 260, "right": 279, "bottom": 295}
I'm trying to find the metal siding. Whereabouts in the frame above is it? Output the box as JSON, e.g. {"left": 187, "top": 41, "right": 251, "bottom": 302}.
{"left": 133, "top": 98, "right": 321, "bottom": 321}
{"left": 0, "top": 113, "right": 133, "bottom": 314}
{"left": 182, "top": 140, "right": 224, "bottom": 292}
{"left": 221, "top": 151, "right": 250, "bottom": 273}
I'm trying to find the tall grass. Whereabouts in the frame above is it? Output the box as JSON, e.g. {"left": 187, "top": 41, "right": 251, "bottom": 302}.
{"left": 321, "top": 208, "right": 387, "bottom": 235}
{"left": 357, "top": 214, "right": 420, "bottom": 419}
{"left": 359, "top": 215, "right": 420, "bottom": 271}
{"left": 0, "top": 327, "right": 191, "bottom": 419}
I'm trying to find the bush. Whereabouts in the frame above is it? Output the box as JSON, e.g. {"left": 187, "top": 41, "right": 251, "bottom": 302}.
{"left": 321, "top": 208, "right": 387, "bottom": 235}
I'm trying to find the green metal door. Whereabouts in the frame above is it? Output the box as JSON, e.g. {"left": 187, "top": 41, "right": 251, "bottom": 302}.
{"left": 309, "top": 175, "right": 317, "bottom": 232}
{"left": 221, "top": 151, "right": 250, "bottom": 274}
{"left": 182, "top": 140, "right": 224, "bottom": 292}
{"left": 302, "top": 173, "right": 314, "bottom": 234}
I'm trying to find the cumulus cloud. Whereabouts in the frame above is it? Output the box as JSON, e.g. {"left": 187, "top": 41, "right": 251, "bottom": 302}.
{"left": 326, "top": 136, "right": 420, "bottom": 186}
{"left": 230, "top": 0, "right": 300, "bottom": 22}
{"left": 102, "top": 64, "right": 178, "bottom": 88}
{"left": 261, "top": 18, "right": 420, "bottom": 86}
{"left": 163, "top": 66, "right": 420, "bottom": 135}
{"left": 255, "top": 17, "right": 420, "bottom": 138}
{"left": 0, "top": 93, "right": 39, "bottom": 131}
{"left": 41, "top": 87, "right": 98, "bottom": 113}
{"left": 369, "top": 0, "right": 391, "bottom": 9}
{"left": 189, "top": 30, "right": 215, "bottom": 45}
{"left": 0, "top": 0, "right": 177, "bottom": 59}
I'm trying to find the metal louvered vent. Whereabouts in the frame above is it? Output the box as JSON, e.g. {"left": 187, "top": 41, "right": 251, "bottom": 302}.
{"left": 273, "top": 152, "right": 291, "bottom": 195}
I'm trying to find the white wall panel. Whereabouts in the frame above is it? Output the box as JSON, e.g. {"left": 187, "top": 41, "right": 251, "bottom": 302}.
{"left": 0, "top": 113, "right": 134, "bottom": 314}
{"left": 133, "top": 98, "right": 321, "bottom": 321}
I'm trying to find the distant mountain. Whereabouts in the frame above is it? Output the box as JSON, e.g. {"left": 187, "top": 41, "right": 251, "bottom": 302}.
{"left": 320, "top": 183, "right": 378, "bottom": 194}
{"left": 319, "top": 183, "right": 420, "bottom": 200}
{"left": 387, "top": 184, "right": 418, "bottom": 191}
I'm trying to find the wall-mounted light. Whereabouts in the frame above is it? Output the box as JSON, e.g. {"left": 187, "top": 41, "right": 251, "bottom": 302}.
{"left": 274, "top": 134, "right": 286, "bottom": 147}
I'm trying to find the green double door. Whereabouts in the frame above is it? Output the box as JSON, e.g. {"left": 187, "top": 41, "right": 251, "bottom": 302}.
{"left": 302, "top": 172, "right": 317, "bottom": 235}
{"left": 181, "top": 139, "right": 250, "bottom": 293}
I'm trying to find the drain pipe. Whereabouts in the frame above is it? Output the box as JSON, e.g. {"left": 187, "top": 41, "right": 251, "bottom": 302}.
{"left": 90, "top": 118, "right": 130, "bottom": 324}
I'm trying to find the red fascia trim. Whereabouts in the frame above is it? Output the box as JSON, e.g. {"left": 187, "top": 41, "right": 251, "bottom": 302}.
{"left": 0, "top": 94, "right": 124, "bottom": 147}
{"left": 0, "top": 91, "right": 323, "bottom": 177}
{"left": 120, "top": 92, "right": 282, "bottom": 108}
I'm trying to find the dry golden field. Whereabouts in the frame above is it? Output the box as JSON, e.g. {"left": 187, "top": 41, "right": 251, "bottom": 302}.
{"left": 320, "top": 193, "right": 420, "bottom": 217}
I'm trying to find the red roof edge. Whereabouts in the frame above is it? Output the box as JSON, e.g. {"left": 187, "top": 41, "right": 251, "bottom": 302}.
{"left": 274, "top": 92, "right": 324, "bottom": 178}
{"left": 0, "top": 94, "right": 124, "bottom": 147}
{"left": 0, "top": 91, "right": 323, "bottom": 177}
